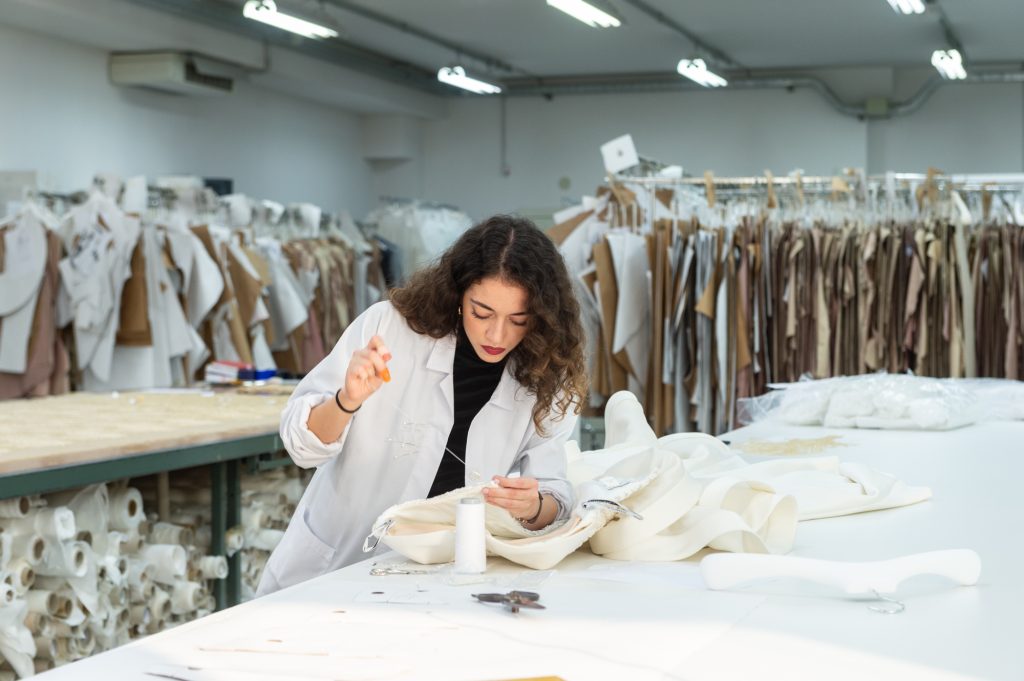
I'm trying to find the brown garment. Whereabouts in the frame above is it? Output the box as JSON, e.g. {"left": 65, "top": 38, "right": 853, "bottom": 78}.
{"left": 0, "top": 230, "right": 70, "bottom": 399}
{"left": 116, "top": 242, "right": 153, "bottom": 346}
{"left": 191, "top": 225, "right": 253, "bottom": 367}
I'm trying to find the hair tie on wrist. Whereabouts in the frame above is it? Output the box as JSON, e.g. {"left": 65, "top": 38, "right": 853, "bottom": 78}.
{"left": 335, "top": 389, "right": 361, "bottom": 414}
{"left": 522, "top": 491, "right": 544, "bottom": 525}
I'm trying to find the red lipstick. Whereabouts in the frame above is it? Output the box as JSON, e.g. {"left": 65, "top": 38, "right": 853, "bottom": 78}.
{"left": 481, "top": 345, "right": 506, "bottom": 356}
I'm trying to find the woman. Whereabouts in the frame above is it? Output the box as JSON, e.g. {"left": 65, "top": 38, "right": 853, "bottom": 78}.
{"left": 258, "top": 215, "right": 588, "bottom": 594}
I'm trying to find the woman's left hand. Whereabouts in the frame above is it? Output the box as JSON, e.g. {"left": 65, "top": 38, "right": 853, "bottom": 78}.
{"left": 483, "top": 476, "right": 541, "bottom": 520}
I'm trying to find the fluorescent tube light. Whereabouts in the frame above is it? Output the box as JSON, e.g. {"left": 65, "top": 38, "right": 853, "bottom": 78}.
{"left": 243, "top": 0, "right": 338, "bottom": 39}
{"left": 546, "top": 0, "right": 621, "bottom": 28}
{"left": 676, "top": 59, "right": 728, "bottom": 88}
{"left": 931, "top": 49, "right": 967, "bottom": 80}
{"left": 886, "top": 0, "right": 926, "bottom": 15}
{"left": 437, "top": 66, "right": 502, "bottom": 95}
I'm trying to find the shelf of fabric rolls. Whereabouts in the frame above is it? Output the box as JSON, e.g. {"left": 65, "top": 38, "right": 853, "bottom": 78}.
{"left": 0, "top": 389, "right": 312, "bottom": 676}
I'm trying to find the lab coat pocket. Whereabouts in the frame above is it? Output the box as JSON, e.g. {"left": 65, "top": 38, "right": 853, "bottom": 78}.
{"left": 272, "top": 507, "right": 337, "bottom": 588}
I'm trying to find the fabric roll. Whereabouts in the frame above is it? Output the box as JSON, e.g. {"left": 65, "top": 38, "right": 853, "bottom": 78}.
{"left": 148, "top": 588, "right": 171, "bottom": 620}
{"left": 246, "top": 528, "right": 284, "bottom": 551}
{"left": 36, "top": 540, "right": 87, "bottom": 578}
{"left": 26, "top": 589, "right": 65, "bottom": 617}
{"left": 169, "top": 581, "right": 205, "bottom": 615}
{"left": 100, "top": 555, "right": 128, "bottom": 586}
{"left": 0, "top": 582, "right": 14, "bottom": 605}
{"left": 224, "top": 526, "right": 244, "bottom": 556}
{"left": 149, "top": 522, "right": 194, "bottom": 546}
{"left": 196, "top": 556, "right": 228, "bottom": 580}
{"left": 48, "top": 621, "right": 80, "bottom": 638}
{"left": 141, "top": 544, "right": 187, "bottom": 585}
{"left": 10, "top": 533, "right": 46, "bottom": 566}
{"left": 107, "top": 488, "right": 145, "bottom": 531}
{"left": 130, "top": 579, "right": 155, "bottom": 603}
{"left": 0, "top": 496, "right": 31, "bottom": 518}
{"left": 23, "top": 611, "right": 51, "bottom": 636}
{"left": 241, "top": 507, "right": 267, "bottom": 530}
{"left": 126, "top": 558, "right": 152, "bottom": 588}
{"left": 129, "top": 604, "right": 151, "bottom": 627}
{"left": 5, "top": 558, "right": 35, "bottom": 595}
{"left": 59, "top": 485, "right": 112, "bottom": 554}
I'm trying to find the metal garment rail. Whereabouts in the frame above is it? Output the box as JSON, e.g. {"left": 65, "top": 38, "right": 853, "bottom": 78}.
{"left": 611, "top": 172, "right": 1024, "bottom": 187}
{"left": 0, "top": 431, "right": 286, "bottom": 610}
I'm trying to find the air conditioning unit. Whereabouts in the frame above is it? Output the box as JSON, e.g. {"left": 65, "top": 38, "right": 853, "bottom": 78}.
{"left": 109, "top": 52, "right": 234, "bottom": 96}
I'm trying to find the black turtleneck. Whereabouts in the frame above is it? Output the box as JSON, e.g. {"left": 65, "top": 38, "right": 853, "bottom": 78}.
{"left": 427, "top": 327, "right": 508, "bottom": 497}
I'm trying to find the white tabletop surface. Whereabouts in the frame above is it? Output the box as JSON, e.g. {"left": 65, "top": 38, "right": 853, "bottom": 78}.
{"left": 35, "top": 421, "right": 1024, "bottom": 681}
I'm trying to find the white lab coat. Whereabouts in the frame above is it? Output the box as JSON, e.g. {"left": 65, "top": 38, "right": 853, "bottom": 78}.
{"left": 258, "top": 301, "right": 577, "bottom": 595}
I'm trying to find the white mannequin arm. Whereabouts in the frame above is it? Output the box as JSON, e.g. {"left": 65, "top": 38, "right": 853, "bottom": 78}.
{"left": 700, "top": 550, "right": 981, "bottom": 595}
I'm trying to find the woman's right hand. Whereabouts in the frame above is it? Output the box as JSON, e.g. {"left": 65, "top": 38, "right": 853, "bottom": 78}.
{"left": 339, "top": 335, "right": 391, "bottom": 409}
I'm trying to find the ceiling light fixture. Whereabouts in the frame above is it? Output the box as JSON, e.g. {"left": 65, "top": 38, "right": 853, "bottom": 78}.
{"left": 676, "top": 59, "right": 728, "bottom": 88}
{"left": 242, "top": 0, "right": 338, "bottom": 39}
{"left": 437, "top": 66, "right": 502, "bottom": 94}
{"left": 546, "top": 0, "right": 621, "bottom": 28}
{"left": 886, "top": 0, "right": 927, "bottom": 15}
{"left": 931, "top": 49, "right": 967, "bottom": 80}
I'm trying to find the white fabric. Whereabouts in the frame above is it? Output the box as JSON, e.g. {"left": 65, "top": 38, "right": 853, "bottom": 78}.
{"left": 83, "top": 227, "right": 193, "bottom": 391}
{"left": 0, "top": 211, "right": 48, "bottom": 373}
{"left": 257, "top": 301, "right": 577, "bottom": 594}
{"left": 744, "top": 374, "right": 981, "bottom": 430}
{"left": 606, "top": 230, "right": 650, "bottom": 395}
{"left": 58, "top": 192, "right": 139, "bottom": 383}
{"left": 255, "top": 237, "right": 308, "bottom": 352}
{"left": 371, "top": 391, "right": 931, "bottom": 571}
{"left": 184, "top": 233, "right": 225, "bottom": 329}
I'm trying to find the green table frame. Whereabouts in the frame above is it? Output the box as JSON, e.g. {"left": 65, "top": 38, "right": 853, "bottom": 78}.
{"left": 0, "top": 431, "right": 290, "bottom": 610}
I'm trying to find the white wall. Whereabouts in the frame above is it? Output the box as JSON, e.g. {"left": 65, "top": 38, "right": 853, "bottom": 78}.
{"left": 867, "top": 83, "right": 1024, "bottom": 174}
{"left": 375, "top": 77, "right": 1024, "bottom": 222}
{"left": 0, "top": 24, "right": 375, "bottom": 215}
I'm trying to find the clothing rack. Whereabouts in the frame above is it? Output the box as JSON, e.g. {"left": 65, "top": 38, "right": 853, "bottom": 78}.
{"left": 612, "top": 171, "right": 1024, "bottom": 191}
{"left": 377, "top": 195, "right": 462, "bottom": 212}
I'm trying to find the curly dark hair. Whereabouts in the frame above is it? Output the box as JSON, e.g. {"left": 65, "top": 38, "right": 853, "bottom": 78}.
{"left": 389, "top": 214, "right": 587, "bottom": 432}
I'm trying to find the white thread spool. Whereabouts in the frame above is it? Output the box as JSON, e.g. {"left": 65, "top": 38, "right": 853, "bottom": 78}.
{"left": 454, "top": 497, "right": 486, "bottom": 574}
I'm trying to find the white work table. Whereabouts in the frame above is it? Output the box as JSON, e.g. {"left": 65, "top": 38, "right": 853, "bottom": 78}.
{"left": 36, "top": 421, "right": 1023, "bottom": 681}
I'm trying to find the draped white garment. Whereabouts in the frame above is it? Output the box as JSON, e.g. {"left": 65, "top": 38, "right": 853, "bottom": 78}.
{"left": 372, "top": 391, "right": 932, "bottom": 570}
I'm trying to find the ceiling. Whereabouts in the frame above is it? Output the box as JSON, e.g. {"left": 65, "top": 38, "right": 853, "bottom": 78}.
{"left": 255, "top": 0, "right": 1024, "bottom": 79}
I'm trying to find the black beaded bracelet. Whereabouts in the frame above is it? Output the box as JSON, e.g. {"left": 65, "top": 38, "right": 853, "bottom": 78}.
{"left": 334, "top": 389, "right": 361, "bottom": 414}
{"left": 522, "top": 491, "right": 544, "bottom": 525}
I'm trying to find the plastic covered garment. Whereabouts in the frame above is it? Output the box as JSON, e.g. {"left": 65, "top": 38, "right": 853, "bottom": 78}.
{"left": 735, "top": 373, "right": 1011, "bottom": 430}
{"left": 363, "top": 202, "right": 471, "bottom": 282}
{"left": 369, "top": 391, "right": 932, "bottom": 570}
